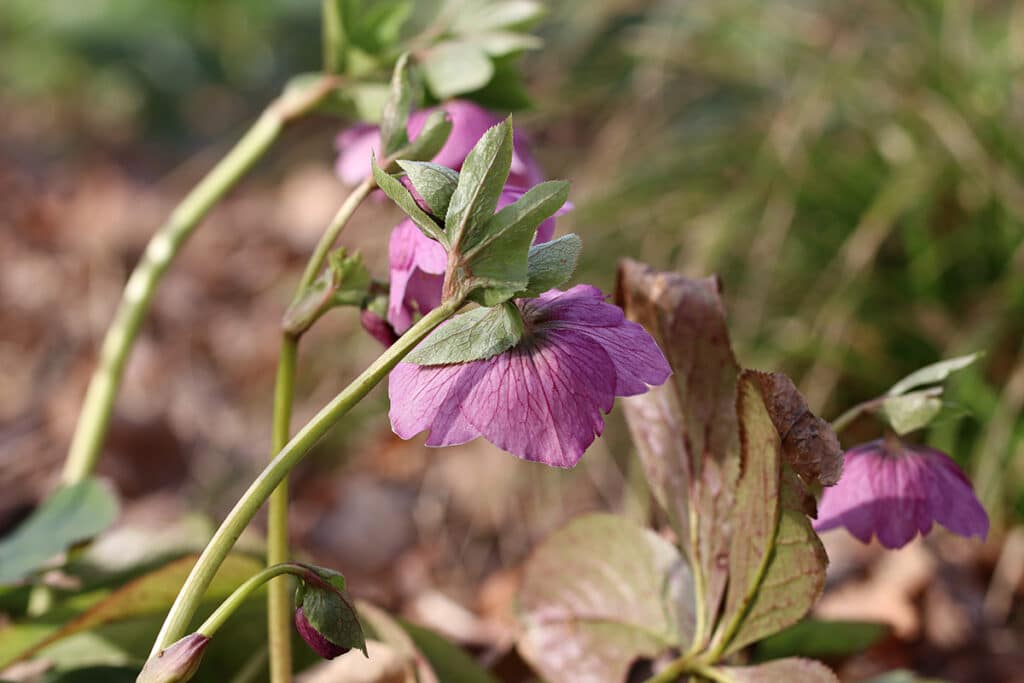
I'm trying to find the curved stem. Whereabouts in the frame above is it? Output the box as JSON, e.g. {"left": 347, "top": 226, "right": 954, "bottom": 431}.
{"left": 267, "top": 336, "right": 298, "bottom": 683}
{"left": 199, "top": 562, "right": 310, "bottom": 638}
{"left": 61, "top": 75, "right": 340, "bottom": 487}
{"left": 641, "top": 653, "right": 698, "bottom": 683}
{"left": 151, "top": 297, "right": 462, "bottom": 655}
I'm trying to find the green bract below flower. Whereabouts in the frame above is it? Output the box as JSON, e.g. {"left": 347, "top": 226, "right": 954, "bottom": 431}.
{"left": 388, "top": 285, "right": 671, "bottom": 468}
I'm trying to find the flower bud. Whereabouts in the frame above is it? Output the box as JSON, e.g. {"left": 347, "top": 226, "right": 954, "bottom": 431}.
{"left": 138, "top": 633, "right": 209, "bottom": 683}
{"left": 294, "top": 605, "right": 351, "bottom": 659}
{"left": 360, "top": 308, "right": 399, "bottom": 346}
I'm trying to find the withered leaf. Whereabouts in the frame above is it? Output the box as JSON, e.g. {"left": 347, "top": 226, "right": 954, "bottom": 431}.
{"left": 713, "top": 658, "right": 839, "bottom": 682}
{"left": 616, "top": 259, "right": 740, "bottom": 645}
{"left": 749, "top": 371, "right": 842, "bottom": 487}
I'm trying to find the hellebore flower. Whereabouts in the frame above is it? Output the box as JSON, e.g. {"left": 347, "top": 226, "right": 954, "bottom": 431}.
{"left": 336, "top": 100, "right": 543, "bottom": 187}
{"left": 386, "top": 186, "right": 572, "bottom": 333}
{"left": 294, "top": 606, "right": 351, "bottom": 660}
{"left": 388, "top": 285, "right": 671, "bottom": 467}
{"left": 138, "top": 633, "right": 210, "bottom": 683}
{"left": 814, "top": 438, "right": 989, "bottom": 549}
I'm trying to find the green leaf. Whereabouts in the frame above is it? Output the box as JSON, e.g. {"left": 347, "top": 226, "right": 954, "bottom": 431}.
{"left": 406, "top": 303, "right": 523, "bottom": 365}
{"left": 283, "top": 249, "right": 371, "bottom": 335}
{"left": 372, "top": 156, "right": 447, "bottom": 245}
{"left": 462, "top": 56, "right": 534, "bottom": 110}
{"left": 396, "top": 161, "right": 459, "bottom": 217}
{"left": 886, "top": 353, "right": 980, "bottom": 397}
{"left": 422, "top": 41, "right": 495, "bottom": 99}
{"left": 379, "top": 53, "right": 413, "bottom": 156}
{"left": 0, "top": 554, "right": 262, "bottom": 668}
{"left": 881, "top": 390, "right": 944, "bottom": 435}
{"left": 401, "top": 621, "right": 498, "bottom": 683}
{"left": 468, "top": 31, "right": 543, "bottom": 57}
{"left": 446, "top": 118, "right": 513, "bottom": 250}
{"left": 301, "top": 576, "right": 366, "bottom": 656}
{"left": 754, "top": 619, "right": 888, "bottom": 661}
{"left": 0, "top": 479, "right": 119, "bottom": 585}
{"left": 519, "top": 233, "right": 582, "bottom": 297}
{"left": 464, "top": 180, "right": 570, "bottom": 306}
{"left": 713, "top": 658, "right": 839, "bottom": 682}
{"left": 517, "top": 513, "right": 694, "bottom": 683}
{"left": 394, "top": 110, "right": 452, "bottom": 164}
{"left": 450, "top": 0, "right": 546, "bottom": 33}
{"left": 42, "top": 666, "right": 140, "bottom": 683}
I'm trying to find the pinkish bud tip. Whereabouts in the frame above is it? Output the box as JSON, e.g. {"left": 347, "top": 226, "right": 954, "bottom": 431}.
{"left": 138, "top": 633, "right": 210, "bottom": 683}
{"left": 295, "top": 606, "right": 350, "bottom": 659}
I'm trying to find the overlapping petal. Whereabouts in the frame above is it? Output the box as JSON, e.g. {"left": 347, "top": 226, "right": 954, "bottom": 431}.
{"left": 388, "top": 286, "right": 671, "bottom": 467}
{"left": 814, "top": 439, "right": 988, "bottom": 549}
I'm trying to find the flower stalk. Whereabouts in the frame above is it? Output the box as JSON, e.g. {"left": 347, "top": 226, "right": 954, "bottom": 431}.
{"left": 61, "top": 74, "right": 342, "bottom": 487}
{"left": 151, "top": 296, "right": 463, "bottom": 656}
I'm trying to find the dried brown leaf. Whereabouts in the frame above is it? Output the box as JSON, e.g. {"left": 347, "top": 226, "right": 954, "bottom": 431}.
{"left": 749, "top": 371, "right": 842, "bottom": 487}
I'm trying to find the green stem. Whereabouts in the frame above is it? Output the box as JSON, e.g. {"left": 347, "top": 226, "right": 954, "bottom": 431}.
{"left": 267, "top": 336, "right": 298, "bottom": 683}
{"left": 151, "top": 297, "right": 462, "bottom": 655}
{"left": 829, "top": 396, "right": 884, "bottom": 435}
{"left": 199, "top": 562, "right": 310, "bottom": 638}
{"left": 299, "top": 176, "right": 376, "bottom": 291}
{"left": 641, "top": 654, "right": 699, "bottom": 683}
{"left": 266, "top": 173, "right": 375, "bottom": 682}
{"left": 61, "top": 75, "right": 339, "bottom": 487}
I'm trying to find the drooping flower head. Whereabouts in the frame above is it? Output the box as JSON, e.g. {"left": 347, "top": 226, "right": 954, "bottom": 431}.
{"left": 294, "top": 606, "right": 350, "bottom": 660}
{"left": 389, "top": 285, "right": 671, "bottom": 467}
{"left": 386, "top": 186, "right": 572, "bottom": 333}
{"left": 336, "top": 100, "right": 543, "bottom": 187}
{"left": 814, "top": 438, "right": 989, "bottom": 549}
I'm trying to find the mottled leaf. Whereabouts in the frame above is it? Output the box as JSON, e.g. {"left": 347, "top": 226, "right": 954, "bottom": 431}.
{"left": 517, "top": 514, "right": 694, "bottom": 683}
{"left": 881, "top": 390, "right": 943, "bottom": 435}
{"left": 0, "top": 479, "right": 119, "bottom": 585}
{"left": 886, "top": 353, "right": 980, "bottom": 397}
{"left": 519, "top": 234, "right": 582, "bottom": 297}
{"left": 397, "top": 161, "right": 459, "bottom": 218}
{"left": 615, "top": 260, "right": 740, "bottom": 642}
{"left": 749, "top": 372, "right": 842, "bottom": 486}
{"left": 406, "top": 303, "right": 523, "bottom": 365}
{"left": 713, "top": 658, "right": 839, "bottom": 682}
{"left": 0, "top": 554, "right": 261, "bottom": 667}
{"left": 720, "top": 475, "right": 828, "bottom": 655}
{"left": 422, "top": 41, "right": 494, "bottom": 99}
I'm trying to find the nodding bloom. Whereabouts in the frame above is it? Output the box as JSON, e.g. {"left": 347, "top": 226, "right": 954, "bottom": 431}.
{"left": 335, "top": 99, "right": 543, "bottom": 187}
{"left": 294, "top": 606, "right": 350, "bottom": 660}
{"left": 388, "top": 285, "right": 671, "bottom": 468}
{"left": 814, "top": 438, "right": 989, "bottom": 549}
{"left": 386, "top": 185, "right": 571, "bottom": 333}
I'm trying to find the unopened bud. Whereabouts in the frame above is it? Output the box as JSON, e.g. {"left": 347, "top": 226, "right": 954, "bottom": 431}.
{"left": 138, "top": 633, "right": 209, "bottom": 683}
{"left": 294, "top": 606, "right": 351, "bottom": 659}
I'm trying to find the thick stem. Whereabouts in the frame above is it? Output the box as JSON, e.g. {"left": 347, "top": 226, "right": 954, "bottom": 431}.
{"left": 150, "top": 298, "right": 461, "bottom": 655}
{"left": 61, "top": 76, "right": 339, "bottom": 487}
{"left": 267, "top": 336, "right": 298, "bottom": 683}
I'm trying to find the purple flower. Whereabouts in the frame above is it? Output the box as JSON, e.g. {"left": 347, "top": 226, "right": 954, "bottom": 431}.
{"left": 295, "top": 606, "right": 350, "bottom": 660}
{"left": 388, "top": 285, "right": 671, "bottom": 467}
{"left": 386, "top": 186, "right": 572, "bottom": 333}
{"left": 814, "top": 439, "right": 989, "bottom": 549}
{"left": 335, "top": 100, "right": 543, "bottom": 187}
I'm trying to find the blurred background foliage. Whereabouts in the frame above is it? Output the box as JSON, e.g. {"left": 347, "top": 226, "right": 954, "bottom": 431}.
{"left": 3, "top": 0, "right": 1023, "bottom": 532}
